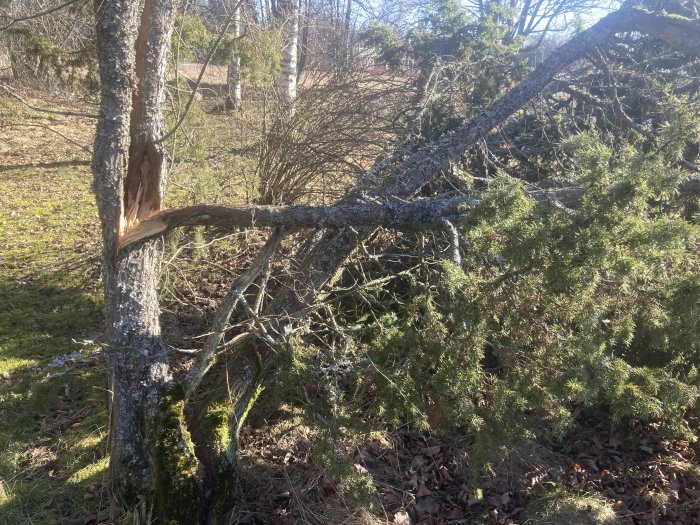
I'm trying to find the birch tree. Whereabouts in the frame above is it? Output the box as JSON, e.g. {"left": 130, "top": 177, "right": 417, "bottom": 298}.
{"left": 226, "top": 3, "right": 242, "bottom": 110}
{"left": 276, "top": 0, "right": 299, "bottom": 101}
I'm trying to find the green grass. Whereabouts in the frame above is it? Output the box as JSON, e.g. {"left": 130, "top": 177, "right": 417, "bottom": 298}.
{"left": 0, "top": 92, "right": 261, "bottom": 523}
{"left": 0, "top": 104, "right": 109, "bottom": 522}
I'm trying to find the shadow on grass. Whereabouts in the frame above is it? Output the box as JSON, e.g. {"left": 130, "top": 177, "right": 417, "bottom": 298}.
{"left": 0, "top": 277, "right": 102, "bottom": 370}
{"left": 0, "top": 160, "right": 91, "bottom": 173}
{"left": 0, "top": 275, "right": 108, "bottom": 525}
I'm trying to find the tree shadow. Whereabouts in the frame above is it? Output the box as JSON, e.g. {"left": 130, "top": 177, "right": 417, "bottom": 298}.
{"left": 0, "top": 159, "right": 91, "bottom": 173}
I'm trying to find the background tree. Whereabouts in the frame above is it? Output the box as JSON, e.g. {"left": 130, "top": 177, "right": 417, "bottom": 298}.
{"left": 276, "top": 0, "right": 299, "bottom": 101}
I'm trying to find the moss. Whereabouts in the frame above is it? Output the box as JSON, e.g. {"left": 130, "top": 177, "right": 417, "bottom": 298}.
{"left": 235, "top": 382, "right": 265, "bottom": 436}
{"left": 148, "top": 386, "right": 204, "bottom": 524}
{"left": 204, "top": 403, "right": 232, "bottom": 457}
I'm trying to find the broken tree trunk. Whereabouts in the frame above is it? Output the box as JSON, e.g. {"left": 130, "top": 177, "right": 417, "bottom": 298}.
{"left": 89, "top": 0, "right": 700, "bottom": 521}
{"left": 93, "top": 0, "right": 207, "bottom": 521}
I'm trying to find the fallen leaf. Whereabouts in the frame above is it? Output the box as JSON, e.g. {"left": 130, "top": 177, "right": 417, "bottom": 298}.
{"left": 416, "top": 482, "right": 432, "bottom": 498}
{"left": 421, "top": 445, "right": 441, "bottom": 456}
{"left": 353, "top": 463, "right": 369, "bottom": 476}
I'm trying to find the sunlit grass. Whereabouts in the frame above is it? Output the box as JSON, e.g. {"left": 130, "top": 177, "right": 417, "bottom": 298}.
{"left": 0, "top": 100, "right": 107, "bottom": 523}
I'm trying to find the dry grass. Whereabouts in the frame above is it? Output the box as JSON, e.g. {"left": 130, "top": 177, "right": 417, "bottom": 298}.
{"left": 525, "top": 493, "right": 621, "bottom": 525}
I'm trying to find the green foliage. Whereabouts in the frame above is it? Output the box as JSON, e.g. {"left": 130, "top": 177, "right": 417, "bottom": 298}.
{"left": 238, "top": 28, "right": 281, "bottom": 87}
{"left": 359, "top": 22, "right": 404, "bottom": 68}
{"left": 361, "top": 1, "right": 526, "bottom": 137}
{"left": 173, "top": 14, "right": 217, "bottom": 62}
{"left": 173, "top": 15, "right": 279, "bottom": 86}
{"left": 6, "top": 26, "right": 98, "bottom": 92}
{"left": 312, "top": 434, "right": 377, "bottom": 510}
{"left": 172, "top": 14, "right": 233, "bottom": 63}
{"left": 277, "top": 132, "right": 699, "bottom": 468}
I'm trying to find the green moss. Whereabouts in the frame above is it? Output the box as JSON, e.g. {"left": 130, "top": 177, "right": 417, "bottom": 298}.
{"left": 0, "top": 150, "right": 108, "bottom": 524}
{"left": 148, "top": 387, "right": 204, "bottom": 524}
{"left": 204, "top": 403, "right": 232, "bottom": 457}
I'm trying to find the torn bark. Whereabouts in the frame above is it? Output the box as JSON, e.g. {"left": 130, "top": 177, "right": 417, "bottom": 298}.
{"left": 117, "top": 2, "right": 699, "bottom": 248}
{"left": 89, "top": 0, "right": 700, "bottom": 520}
{"left": 93, "top": 0, "right": 203, "bottom": 520}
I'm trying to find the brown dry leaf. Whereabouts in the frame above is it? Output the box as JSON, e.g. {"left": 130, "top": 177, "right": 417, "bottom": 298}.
{"left": 416, "top": 482, "right": 432, "bottom": 498}
{"left": 438, "top": 465, "right": 453, "bottom": 483}
{"left": 421, "top": 445, "right": 441, "bottom": 456}
{"left": 415, "top": 495, "right": 440, "bottom": 515}
{"left": 447, "top": 507, "right": 465, "bottom": 520}
{"left": 353, "top": 463, "right": 370, "bottom": 476}
{"left": 411, "top": 455, "right": 427, "bottom": 468}
{"left": 320, "top": 477, "right": 338, "bottom": 496}
{"left": 393, "top": 510, "right": 411, "bottom": 525}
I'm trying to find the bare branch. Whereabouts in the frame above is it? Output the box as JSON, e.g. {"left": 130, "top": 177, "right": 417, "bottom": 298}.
{"left": 1, "top": 123, "right": 92, "bottom": 153}
{"left": 118, "top": 175, "right": 700, "bottom": 250}
{"left": 185, "top": 228, "right": 286, "bottom": 400}
{"left": 157, "top": 0, "right": 245, "bottom": 143}
{"left": 0, "top": 0, "right": 84, "bottom": 32}
{"left": 0, "top": 82, "right": 98, "bottom": 119}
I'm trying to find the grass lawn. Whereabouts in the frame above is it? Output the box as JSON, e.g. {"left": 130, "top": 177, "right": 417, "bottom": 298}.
{"left": 0, "top": 97, "right": 108, "bottom": 524}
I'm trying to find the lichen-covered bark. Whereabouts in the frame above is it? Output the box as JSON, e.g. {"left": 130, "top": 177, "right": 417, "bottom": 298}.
{"left": 93, "top": 0, "right": 209, "bottom": 521}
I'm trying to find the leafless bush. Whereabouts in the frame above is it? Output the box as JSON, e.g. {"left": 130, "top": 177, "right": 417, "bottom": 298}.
{"left": 256, "top": 67, "right": 411, "bottom": 205}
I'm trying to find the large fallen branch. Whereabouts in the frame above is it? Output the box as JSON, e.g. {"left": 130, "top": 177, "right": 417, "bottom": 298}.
{"left": 120, "top": 175, "right": 700, "bottom": 248}
{"left": 171, "top": 1, "right": 700, "bottom": 425}
{"left": 120, "top": 2, "right": 700, "bottom": 252}
{"left": 118, "top": 195, "right": 478, "bottom": 248}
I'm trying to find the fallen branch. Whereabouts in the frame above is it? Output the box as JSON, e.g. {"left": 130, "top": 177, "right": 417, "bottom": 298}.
{"left": 117, "top": 195, "right": 479, "bottom": 249}
{"left": 185, "top": 228, "right": 286, "bottom": 400}
{"left": 119, "top": 175, "right": 700, "bottom": 250}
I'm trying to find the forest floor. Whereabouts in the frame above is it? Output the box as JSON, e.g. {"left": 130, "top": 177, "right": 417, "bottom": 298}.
{"left": 1, "top": 89, "right": 700, "bottom": 525}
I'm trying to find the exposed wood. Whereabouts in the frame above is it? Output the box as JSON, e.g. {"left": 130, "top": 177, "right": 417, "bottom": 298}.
{"left": 92, "top": 0, "right": 202, "bottom": 520}
{"left": 117, "top": 196, "right": 478, "bottom": 248}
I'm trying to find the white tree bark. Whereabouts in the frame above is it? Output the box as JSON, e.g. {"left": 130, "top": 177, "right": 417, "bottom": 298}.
{"left": 276, "top": 0, "right": 299, "bottom": 102}
{"left": 226, "top": 4, "right": 242, "bottom": 110}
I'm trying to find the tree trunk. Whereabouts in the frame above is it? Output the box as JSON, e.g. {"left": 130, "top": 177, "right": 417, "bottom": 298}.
{"left": 92, "top": 0, "right": 210, "bottom": 521}
{"left": 226, "top": 5, "right": 242, "bottom": 111}
{"left": 88, "top": 0, "right": 699, "bottom": 521}
{"left": 276, "top": 0, "right": 299, "bottom": 102}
